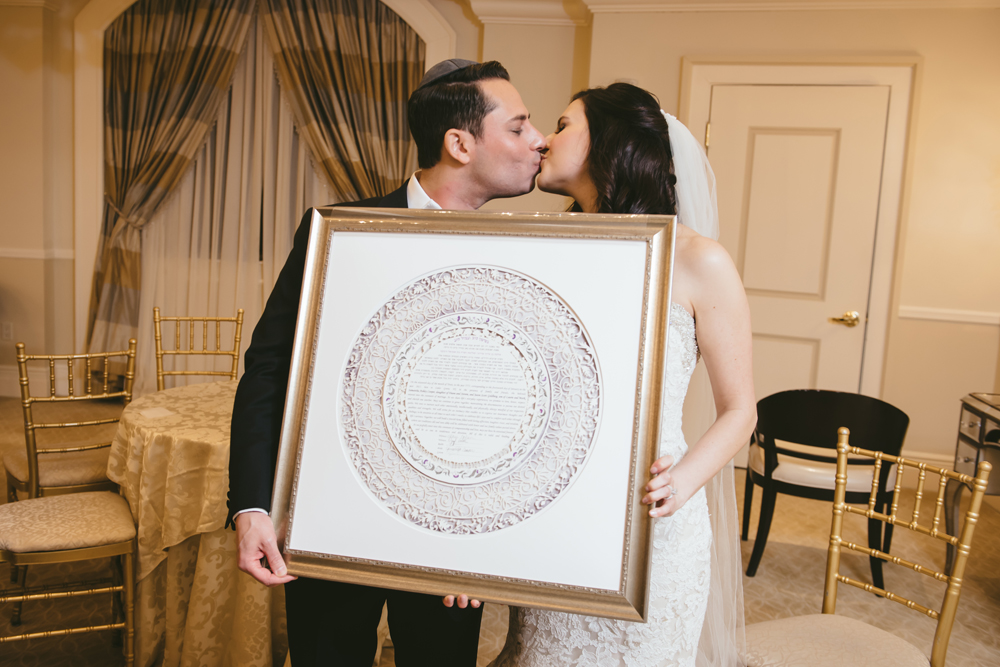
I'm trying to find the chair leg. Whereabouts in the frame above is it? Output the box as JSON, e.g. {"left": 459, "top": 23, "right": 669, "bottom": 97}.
{"left": 745, "top": 485, "right": 777, "bottom": 577}
{"left": 10, "top": 563, "right": 27, "bottom": 626}
{"left": 6, "top": 482, "right": 19, "bottom": 584}
{"left": 742, "top": 467, "right": 754, "bottom": 541}
{"left": 123, "top": 550, "right": 135, "bottom": 667}
{"left": 111, "top": 556, "right": 124, "bottom": 647}
{"left": 867, "top": 517, "right": 885, "bottom": 591}
{"left": 882, "top": 510, "right": 895, "bottom": 557}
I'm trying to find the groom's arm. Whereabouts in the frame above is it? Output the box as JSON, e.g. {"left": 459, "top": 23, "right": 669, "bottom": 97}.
{"left": 227, "top": 209, "right": 313, "bottom": 524}
{"left": 227, "top": 210, "right": 314, "bottom": 586}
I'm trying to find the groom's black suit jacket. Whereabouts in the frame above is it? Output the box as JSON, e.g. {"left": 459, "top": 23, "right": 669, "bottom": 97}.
{"left": 227, "top": 181, "right": 483, "bottom": 667}
{"left": 227, "top": 183, "right": 409, "bottom": 523}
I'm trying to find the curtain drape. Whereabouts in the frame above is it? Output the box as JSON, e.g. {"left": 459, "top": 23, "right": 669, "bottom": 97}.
{"left": 89, "top": 0, "right": 426, "bottom": 362}
{"left": 133, "top": 18, "right": 333, "bottom": 398}
{"left": 258, "top": 0, "right": 424, "bottom": 200}
{"left": 89, "top": 0, "right": 256, "bottom": 355}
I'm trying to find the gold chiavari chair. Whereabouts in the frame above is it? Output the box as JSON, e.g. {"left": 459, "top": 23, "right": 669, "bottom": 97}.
{"left": 4, "top": 339, "right": 137, "bottom": 502}
{"left": 744, "top": 428, "right": 992, "bottom": 667}
{"left": 0, "top": 490, "right": 136, "bottom": 666}
{"left": 153, "top": 307, "right": 244, "bottom": 391}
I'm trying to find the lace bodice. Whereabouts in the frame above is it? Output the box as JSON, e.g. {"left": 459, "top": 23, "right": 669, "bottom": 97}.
{"left": 491, "top": 303, "right": 713, "bottom": 667}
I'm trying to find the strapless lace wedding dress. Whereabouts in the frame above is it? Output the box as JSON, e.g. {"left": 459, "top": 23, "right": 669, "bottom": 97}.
{"left": 491, "top": 303, "right": 713, "bottom": 667}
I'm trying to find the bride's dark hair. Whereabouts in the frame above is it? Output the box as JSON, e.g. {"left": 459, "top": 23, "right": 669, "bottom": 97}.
{"left": 573, "top": 83, "right": 677, "bottom": 215}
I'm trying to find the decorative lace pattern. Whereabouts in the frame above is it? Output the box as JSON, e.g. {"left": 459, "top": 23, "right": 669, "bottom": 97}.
{"left": 492, "top": 303, "right": 713, "bottom": 667}
{"left": 340, "top": 266, "right": 603, "bottom": 535}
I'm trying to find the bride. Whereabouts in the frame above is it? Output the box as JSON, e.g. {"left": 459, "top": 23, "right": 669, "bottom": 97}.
{"left": 490, "top": 83, "right": 756, "bottom": 666}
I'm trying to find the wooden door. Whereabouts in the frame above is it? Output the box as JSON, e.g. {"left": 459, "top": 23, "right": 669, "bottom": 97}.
{"left": 695, "top": 84, "right": 892, "bottom": 463}
{"left": 710, "top": 85, "right": 890, "bottom": 392}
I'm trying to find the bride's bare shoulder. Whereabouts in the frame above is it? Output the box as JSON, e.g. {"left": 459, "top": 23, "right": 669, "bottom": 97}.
{"left": 671, "top": 223, "right": 744, "bottom": 318}
{"left": 674, "top": 224, "right": 734, "bottom": 278}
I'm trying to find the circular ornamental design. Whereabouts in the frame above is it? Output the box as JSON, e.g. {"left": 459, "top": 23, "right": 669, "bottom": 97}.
{"left": 339, "top": 266, "right": 602, "bottom": 535}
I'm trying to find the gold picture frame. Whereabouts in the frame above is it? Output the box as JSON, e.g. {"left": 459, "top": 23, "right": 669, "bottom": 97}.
{"left": 271, "top": 207, "right": 676, "bottom": 622}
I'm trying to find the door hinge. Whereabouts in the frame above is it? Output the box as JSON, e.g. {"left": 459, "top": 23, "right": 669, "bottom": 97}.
{"left": 705, "top": 121, "right": 711, "bottom": 149}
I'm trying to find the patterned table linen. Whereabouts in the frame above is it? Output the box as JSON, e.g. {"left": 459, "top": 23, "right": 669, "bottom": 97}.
{"left": 108, "top": 381, "right": 287, "bottom": 667}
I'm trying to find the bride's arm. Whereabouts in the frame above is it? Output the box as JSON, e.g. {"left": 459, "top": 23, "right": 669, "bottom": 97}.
{"left": 643, "top": 235, "right": 756, "bottom": 517}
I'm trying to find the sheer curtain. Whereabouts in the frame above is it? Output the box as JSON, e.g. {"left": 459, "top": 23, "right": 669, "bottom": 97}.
{"left": 134, "top": 18, "right": 333, "bottom": 397}
{"left": 90, "top": 0, "right": 255, "bottom": 356}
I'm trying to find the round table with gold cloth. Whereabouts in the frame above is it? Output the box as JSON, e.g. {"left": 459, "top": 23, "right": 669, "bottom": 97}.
{"left": 107, "top": 380, "right": 286, "bottom": 667}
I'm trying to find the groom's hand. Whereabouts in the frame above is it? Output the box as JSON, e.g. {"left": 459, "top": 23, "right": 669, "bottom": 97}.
{"left": 442, "top": 594, "right": 481, "bottom": 609}
{"left": 236, "top": 511, "right": 297, "bottom": 587}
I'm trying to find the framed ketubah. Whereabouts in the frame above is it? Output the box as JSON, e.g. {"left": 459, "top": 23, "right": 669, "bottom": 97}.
{"left": 271, "top": 207, "right": 676, "bottom": 622}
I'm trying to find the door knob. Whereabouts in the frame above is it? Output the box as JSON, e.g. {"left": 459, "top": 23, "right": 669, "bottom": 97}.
{"left": 829, "top": 311, "right": 861, "bottom": 327}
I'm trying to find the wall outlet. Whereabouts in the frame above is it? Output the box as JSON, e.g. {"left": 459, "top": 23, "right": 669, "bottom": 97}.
{"left": 0, "top": 322, "right": 12, "bottom": 341}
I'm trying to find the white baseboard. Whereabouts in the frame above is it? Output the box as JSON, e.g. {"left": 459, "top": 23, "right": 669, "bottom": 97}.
{"left": 0, "top": 364, "right": 70, "bottom": 398}
{"left": 0, "top": 365, "right": 20, "bottom": 397}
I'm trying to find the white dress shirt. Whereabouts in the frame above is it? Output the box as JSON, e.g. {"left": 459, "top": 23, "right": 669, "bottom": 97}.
{"left": 406, "top": 171, "right": 442, "bottom": 210}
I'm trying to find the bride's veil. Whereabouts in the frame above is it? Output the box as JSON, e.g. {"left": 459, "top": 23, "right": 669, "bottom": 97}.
{"left": 663, "top": 111, "right": 747, "bottom": 667}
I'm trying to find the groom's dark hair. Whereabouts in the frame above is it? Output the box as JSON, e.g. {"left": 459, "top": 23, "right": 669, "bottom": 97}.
{"left": 408, "top": 60, "right": 510, "bottom": 169}
{"left": 572, "top": 83, "right": 678, "bottom": 216}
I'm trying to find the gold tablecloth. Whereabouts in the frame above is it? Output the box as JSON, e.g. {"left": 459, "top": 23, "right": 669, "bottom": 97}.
{"left": 108, "top": 381, "right": 287, "bottom": 667}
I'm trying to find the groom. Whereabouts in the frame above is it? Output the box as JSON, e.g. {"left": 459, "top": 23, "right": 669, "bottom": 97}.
{"left": 227, "top": 59, "right": 545, "bottom": 666}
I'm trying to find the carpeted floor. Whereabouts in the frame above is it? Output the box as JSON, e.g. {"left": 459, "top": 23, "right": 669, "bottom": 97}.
{"left": 737, "top": 475, "right": 1000, "bottom": 667}
{"left": 2, "top": 395, "right": 999, "bottom": 666}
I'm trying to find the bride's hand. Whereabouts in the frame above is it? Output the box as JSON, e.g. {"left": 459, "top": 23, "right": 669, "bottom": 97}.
{"left": 643, "top": 455, "right": 684, "bottom": 517}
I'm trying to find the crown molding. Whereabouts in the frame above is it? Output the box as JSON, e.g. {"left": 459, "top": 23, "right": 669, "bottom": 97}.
{"left": 583, "top": 0, "right": 1000, "bottom": 12}
{"left": 469, "top": 0, "right": 591, "bottom": 26}
{"left": 0, "top": 0, "right": 59, "bottom": 10}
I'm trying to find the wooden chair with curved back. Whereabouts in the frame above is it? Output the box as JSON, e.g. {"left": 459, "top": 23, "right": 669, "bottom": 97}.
{"left": 4, "top": 339, "right": 137, "bottom": 502}
{"left": 1, "top": 341, "right": 138, "bottom": 663}
{"left": 153, "top": 307, "right": 244, "bottom": 391}
{"left": 743, "top": 389, "right": 909, "bottom": 590}
{"left": 0, "top": 491, "right": 137, "bottom": 664}
{"left": 744, "top": 428, "right": 992, "bottom": 667}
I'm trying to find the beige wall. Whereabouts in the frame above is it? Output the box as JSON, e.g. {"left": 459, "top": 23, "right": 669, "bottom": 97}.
{"left": 2, "top": 0, "right": 996, "bottom": 459}
{"left": 587, "top": 7, "right": 1000, "bottom": 458}
{"left": 0, "top": 3, "right": 77, "bottom": 379}
{"left": 0, "top": 5, "right": 47, "bottom": 375}
{"left": 0, "top": 7, "right": 45, "bottom": 250}
{"left": 479, "top": 22, "right": 581, "bottom": 213}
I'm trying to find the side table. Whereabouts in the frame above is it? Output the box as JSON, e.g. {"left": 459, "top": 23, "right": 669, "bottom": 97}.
{"left": 945, "top": 393, "right": 1000, "bottom": 572}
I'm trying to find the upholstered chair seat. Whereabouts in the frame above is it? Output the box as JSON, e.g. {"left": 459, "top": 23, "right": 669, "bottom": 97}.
{"left": 744, "top": 614, "right": 928, "bottom": 666}
{"left": 0, "top": 490, "right": 137, "bottom": 663}
{"left": 748, "top": 442, "right": 897, "bottom": 492}
{"left": 0, "top": 491, "right": 135, "bottom": 553}
{"left": 2, "top": 423, "right": 117, "bottom": 490}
